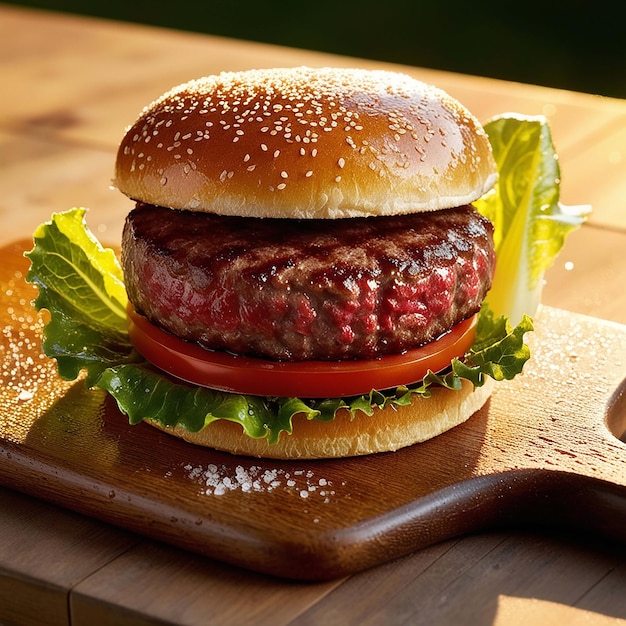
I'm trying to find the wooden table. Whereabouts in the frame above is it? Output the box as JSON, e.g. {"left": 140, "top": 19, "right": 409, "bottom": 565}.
{"left": 2, "top": 5, "right": 626, "bottom": 625}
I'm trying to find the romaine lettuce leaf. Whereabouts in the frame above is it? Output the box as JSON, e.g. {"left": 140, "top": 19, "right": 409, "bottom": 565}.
{"left": 25, "top": 209, "right": 532, "bottom": 443}
{"left": 475, "top": 114, "right": 591, "bottom": 323}
{"left": 25, "top": 208, "right": 136, "bottom": 386}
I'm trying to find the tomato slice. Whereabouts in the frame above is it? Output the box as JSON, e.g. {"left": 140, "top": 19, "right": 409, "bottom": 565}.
{"left": 127, "top": 305, "right": 477, "bottom": 398}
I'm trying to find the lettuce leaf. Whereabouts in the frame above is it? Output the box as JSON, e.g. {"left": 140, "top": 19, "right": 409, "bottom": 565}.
{"left": 25, "top": 208, "right": 136, "bottom": 387}
{"left": 25, "top": 209, "right": 533, "bottom": 443}
{"left": 475, "top": 114, "right": 591, "bottom": 323}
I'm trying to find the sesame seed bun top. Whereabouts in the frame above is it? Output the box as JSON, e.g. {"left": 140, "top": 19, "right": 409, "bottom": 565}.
{"left": 114, "top": 67, "right": 497, "bottom": 219}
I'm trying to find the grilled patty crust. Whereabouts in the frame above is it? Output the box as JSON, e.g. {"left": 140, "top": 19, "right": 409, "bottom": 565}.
{"left": 122, "top": 202, "right": 495, "bottom": 361}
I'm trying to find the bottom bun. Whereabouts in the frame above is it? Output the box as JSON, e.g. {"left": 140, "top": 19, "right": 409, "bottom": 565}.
{"left": 145, "top": 379, "right": 495, "bottom": 459}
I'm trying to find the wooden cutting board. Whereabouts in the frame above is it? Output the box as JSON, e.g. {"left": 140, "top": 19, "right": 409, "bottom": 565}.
{"left": 1, "top": 239, "right": 625, "bottom": 581}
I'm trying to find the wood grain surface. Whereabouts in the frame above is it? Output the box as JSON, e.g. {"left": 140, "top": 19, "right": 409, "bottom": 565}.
{"left": 1, "top": 240, "right": 625, "bottom": 580}
{"left": 2, "top": 4, "right": 626, "bottom": 624}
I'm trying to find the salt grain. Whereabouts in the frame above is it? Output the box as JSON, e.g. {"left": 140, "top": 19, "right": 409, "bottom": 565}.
{"left": 183, "top": 462, "right": 336, "bottom": 501}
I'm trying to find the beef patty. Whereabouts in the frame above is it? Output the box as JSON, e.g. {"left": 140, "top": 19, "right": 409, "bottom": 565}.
{"left": 122, "top": 203, "right": 495, "bottom": 361}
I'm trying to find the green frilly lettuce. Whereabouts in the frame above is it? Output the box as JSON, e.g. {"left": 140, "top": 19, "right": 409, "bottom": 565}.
{"left": 24, "top": 114, "right": 585, "bottom": 444}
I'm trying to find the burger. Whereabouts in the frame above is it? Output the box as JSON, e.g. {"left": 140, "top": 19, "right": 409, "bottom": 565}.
{"left": 27, "top": 67, "right": 541, "bottom": 459}
{"left": 114, "top": 66, "right": 500, "bottom": 457}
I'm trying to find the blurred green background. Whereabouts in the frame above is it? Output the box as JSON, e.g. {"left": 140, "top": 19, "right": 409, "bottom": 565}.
{"left": 6, "top": 0, "right": 625, "bottom": 99}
